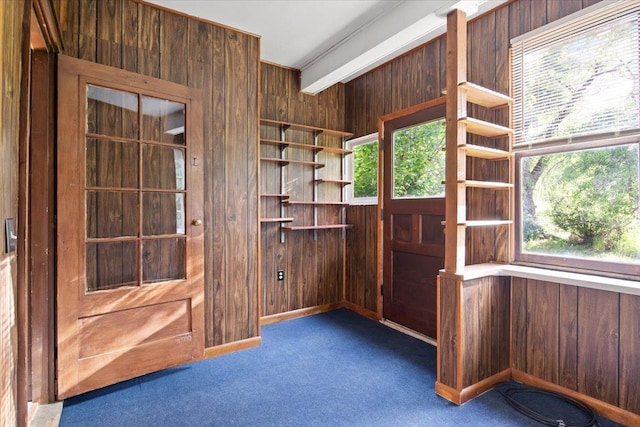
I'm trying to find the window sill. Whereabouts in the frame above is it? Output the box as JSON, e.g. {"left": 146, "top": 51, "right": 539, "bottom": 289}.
{"left": 444, "top": 263, "right": 640, "bottom": 296}
{"left": 500, "top": 264, "right": 640, "bottom": 296}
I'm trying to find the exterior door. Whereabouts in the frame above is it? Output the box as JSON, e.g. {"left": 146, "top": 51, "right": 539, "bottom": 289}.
{"left": 56, "top": 56, "right": 204, "bottom": 399}
{"left": 381, "top": 98, "right": 446, "bottom": 340}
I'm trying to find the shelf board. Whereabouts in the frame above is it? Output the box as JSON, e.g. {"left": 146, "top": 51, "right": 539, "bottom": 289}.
{"left": 460, "top": 82, "right": 513, "bottom": 108}
{"left": 260, "top": 138, "right": 323, "bottom": 151}
{"left": 314, "top": 178, "right": 351, "bottom": 185}
{"left": 284, "top": 200, "right": 349, "bottom": 206}
{"left": 441, "top": 220, "right": 512, "bottom": 227}
{"left": 282, "top": 224, "right": 353, "bottom": 231}
{"left": 460, "top": 144, "right": 512, "bottom": 160}
{"left": 260, "top": 118, "right": 353, "bottom": 139}
{"left": 461, "top": 180, "right": 513, "bottom": 189}
{"left": 321, "top": 146, "right": 352, "bottom": 155}
{"left": 460, "top": 117, "right": 513, "bottom": 138}
{"left": 260, "top": 193, "right": 290, "bottom": 198}
{"left": 260, "top": 157, "right": 324, "bottom": 168}
{"left": 260, "top": 217, "right": 294, "bottom": 223}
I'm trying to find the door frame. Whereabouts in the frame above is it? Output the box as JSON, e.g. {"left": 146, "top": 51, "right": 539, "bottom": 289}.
{"left": 377, "top": 96, "right": 447, "bottom": 337}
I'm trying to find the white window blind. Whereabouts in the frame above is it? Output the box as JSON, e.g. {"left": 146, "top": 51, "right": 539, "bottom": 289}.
{"left": 512, "top": 1, "right": 640, "bottom": 146}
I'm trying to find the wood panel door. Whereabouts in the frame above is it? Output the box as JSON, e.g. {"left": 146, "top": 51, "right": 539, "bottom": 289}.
{"left": 381, "top": 98, "right": 446, "bottom": 339}
{"left": 56, "top": 56, "right": 204, "bottom": 399}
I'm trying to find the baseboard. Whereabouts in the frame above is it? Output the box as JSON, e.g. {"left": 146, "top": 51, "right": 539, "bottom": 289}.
{"left": 260, "top": 303, "right": 344, "bottom": 325}
{"left": 436, "top": 369, "right": 512, "bottom": 405}
{"left": 203, "top": 336, "right": 262, "bottom": 359}
{"left": 342, "top": 301, "right": 380, "bottom": 321}
{"left": 512, "top": 369, "right": 640, "bottom": 427}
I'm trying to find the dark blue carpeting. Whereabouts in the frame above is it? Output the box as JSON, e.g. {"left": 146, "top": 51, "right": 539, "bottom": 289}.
{"left": 60, "top": 309, "right": 623, "bottom": 426}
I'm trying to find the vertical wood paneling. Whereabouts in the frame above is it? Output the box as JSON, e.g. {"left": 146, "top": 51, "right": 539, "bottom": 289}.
{"left": 558, "top": 284, "right": 578, "bottom": 390}
{"left": 259, "top": 63, "right": 347, "bottom": 317}
{"left": 526, "top": 280, "right": 558, "bottom": 383}
{"left": 577, "top": 287, "right": 619, "bottom": 406}
{"left": 510, "top": 277, "right": 527, "bottom": 371}
{"left": 55, "top": 0, "right": 260, "bottom": 348}
{"left": 438, "top": 276, "right": 458, "bottom": 388}
{"left": 1, "top": 0, "right": 25, "bottom": 423}
{"left": 619, "top": 293, "right": 640, "bottom": 414}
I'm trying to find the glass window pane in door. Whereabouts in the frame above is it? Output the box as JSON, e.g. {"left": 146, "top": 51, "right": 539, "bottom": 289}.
{"left": 86, "top": 191, "right": 139, "bottom": 238}
{"left": 392, "top": 119, "right": 446, "bottom": 199}
{"left": 142, "top": 144, "right": 185, "bottom": 190}
{"left": 86, "top": 241, "right": 138, "bottom": 291}
{"left": 142, "top": 193, "right": 185, "bottom": 236}
{"left": 142, "top": 238, "right": 186, "bottom": 283}
{"left": 86, "top": 138, "right": 139, "bottom": 188}
{"left": 86, "top": 85, "right": 138, "bottom": 139}
{"left": 141, "top": 96, "right": 185, "bottom": 145}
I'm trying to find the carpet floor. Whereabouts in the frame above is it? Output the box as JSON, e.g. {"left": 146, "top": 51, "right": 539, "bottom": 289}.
{"left": 59, "top": 309, "right": 623, "bottom": 426}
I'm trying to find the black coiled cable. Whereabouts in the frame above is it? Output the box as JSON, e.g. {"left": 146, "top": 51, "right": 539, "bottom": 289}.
{"left": 497, "top": 383, "right": 600, "bottom": 427}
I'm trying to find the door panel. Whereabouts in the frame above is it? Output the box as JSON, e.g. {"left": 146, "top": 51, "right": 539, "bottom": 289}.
{"left": 57, "top": 56, "right": 204, "bottom": 399}
{"left": 382, "top": 98, "right": 446, "bottom": 340}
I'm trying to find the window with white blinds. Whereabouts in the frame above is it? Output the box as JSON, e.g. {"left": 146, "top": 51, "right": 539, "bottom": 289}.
{"left": 512, "top": 1, "right": 640, "bottom": 146}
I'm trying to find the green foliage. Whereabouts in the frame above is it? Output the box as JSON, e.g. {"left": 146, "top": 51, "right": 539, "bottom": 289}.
{"left": 524, "top": 144, "right": 639, "bottom": 260}
{"left": 353, "top": 142, "right": 378, "bottom": 198}
{"left": 392, "top": 119, "right": 446, "bottom": 198}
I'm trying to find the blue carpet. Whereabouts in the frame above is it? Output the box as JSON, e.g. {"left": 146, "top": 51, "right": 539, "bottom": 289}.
{"left": 60, "top": 309, "right": 623, "bottom": 426}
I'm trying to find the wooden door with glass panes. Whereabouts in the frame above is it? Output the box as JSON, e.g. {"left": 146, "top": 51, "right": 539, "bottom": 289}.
{"left": 56, "top": 56, "right": 204, "bottom": 399}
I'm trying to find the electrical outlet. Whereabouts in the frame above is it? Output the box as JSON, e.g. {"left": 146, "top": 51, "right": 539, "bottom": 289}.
{"left": 277, "top": 270, "right": 284, "bottom": 281}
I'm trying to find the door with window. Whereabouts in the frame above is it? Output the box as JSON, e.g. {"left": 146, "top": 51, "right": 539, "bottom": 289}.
{"left": 381, "top": 98, "right": 446, "bottom": 339}
{"left": 56, "top": 56, "right": 204, "bottom": 398}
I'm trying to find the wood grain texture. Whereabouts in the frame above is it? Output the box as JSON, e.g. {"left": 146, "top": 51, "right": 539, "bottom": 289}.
{"left": 1, "top": 0, "right": 26, "bottom": 422}
{"left": 437, "top": 276, "right": 459, "bottom": 389}
{"left": 525, "top": 279, "right": 558, "bottom": 383}
{"left": 53, "top": 0, "right": 259, "bottom": 349}
{"left": 619, "top": 293, "right": 640, "bottom": 414}
{"left": 259, "top": 63, "right": 348, "bottom": 318}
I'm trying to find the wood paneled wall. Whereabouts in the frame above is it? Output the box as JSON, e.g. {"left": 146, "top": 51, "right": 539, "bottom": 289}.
{"left": 512, "top": 278, "right": 640, "bottom": 415}
{"left": 260, "top": 63, "right": 347, "bottom": 317}
{"left": 1, "top": 0, "right": 27, "bottom": 424}
{"left": 55, "top": 0, "right": 259, "bottom": 347}
{"left": 345, "top": 0, "right": 600, "bottom": 266}
{"left": 345, "top": 205, "right": 378, "bottom": 313}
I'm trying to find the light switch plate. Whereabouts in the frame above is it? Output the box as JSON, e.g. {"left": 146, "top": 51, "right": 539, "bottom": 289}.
{"left": 5, "top": 218, "right": 16, "bottom": 253}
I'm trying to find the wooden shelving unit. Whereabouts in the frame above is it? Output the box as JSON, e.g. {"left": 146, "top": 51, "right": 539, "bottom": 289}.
{"left": 260, "top": 118, "right": 354, "bottom": 241}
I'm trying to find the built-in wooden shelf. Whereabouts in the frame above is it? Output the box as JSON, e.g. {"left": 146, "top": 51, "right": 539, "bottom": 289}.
{"left": 459, "top": 82, "right": 513, "bottom": 109}
{"left": 261, "top": 118, "right": 353, "bottom": 139}
{"left": 461, "top": 144, "right": 512, "bottom": 160}
{"left": 441, "top": 220, "right": 512, "bottom": 227}
{"left": 260, "top": 138, "right": 323, "bottom": 151}
{"left": 282, "top": 224, "right": 353, "bottom": 231}
{"left": 461, "top": 180, "right": 513, "bottom": 189}
{"left": 460, "top": 117, "right": 513, "bottom": 138}
{"left": 260, "top": 157, "right": 324, "bottom": 168}
{"left": 260, "top": 193, "right": 290, "bottom": 198}
{"left": 260, "top": 217, "right": 294, "bottom": 223}
{"left": 284, "top": 200, "right": 349, "bottom": 206}
{"left": 320, "top": 146, "right": 352, "bottom": 155}
{"left": 314, "top": 178, "right": 351, "bottom": 185}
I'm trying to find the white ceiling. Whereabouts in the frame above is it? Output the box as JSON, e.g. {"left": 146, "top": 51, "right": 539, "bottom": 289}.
{"left": 146, "top": 0, "right": 508, "bottom": 94}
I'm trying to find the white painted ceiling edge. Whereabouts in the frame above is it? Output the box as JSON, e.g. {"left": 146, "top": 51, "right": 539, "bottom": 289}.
{"left": 302, "top": 0, "right": 508, "bottom": 94}
{"left": 146, "top": 0, "right": 508, "bottom": 95}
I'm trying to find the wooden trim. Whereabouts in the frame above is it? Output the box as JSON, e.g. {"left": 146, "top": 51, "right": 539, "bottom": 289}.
{"left": 32, "top": 0, "right": 63, "bottom": 53}
{"left": 260, "top": 303, "right": 344, "bottom": 325}
{"left": 257, "top": 45, "right": 262, "bottom": 337}
{"left": 29, "top": 51, "right": 56, "bottom": 404}
{"left": 203, "top": 337, "right": 262, "bottom": 359}
{"left": 512, "top": 369, "right": 640, "bottom": 427}
{"left": 342, "top": 301, "right": 380, "bottom": 321}
{"left": 376, "top": 119, "right": 384, "bottom": 320}
{"left": 18, "top": 0, "right": 32, "bottom": 423}
{"left": 436, "top": 369, "right": 512, "bottom": 405}
{"left": 378, "top": 96, "right": 447, "bottom": 123}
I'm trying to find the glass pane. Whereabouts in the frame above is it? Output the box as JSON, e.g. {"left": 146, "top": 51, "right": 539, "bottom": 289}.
{"left": 392, "top": 119, "right": 446, "bottom": 199}
{"left": 86, "top": 241, "right": 138, "bottom": 291}
{"left": 142, "top": 192, "right": 185, "bottom": 236}
{"left": 86, "top": 191, "right": 138, "bottom": 238}
{"left": 522, "top": 143, "right": 640, "bottom": 264}
{"left": 142, "top": 144, "right": 185, "bottom": 190}
{"left": 142, "top": 238, "right": 186, "bottom": 283}
{"left": 86, "top": 138, "right": 138, "bottom": 188}
{"left": 86, "top": 85, "right": 138, "bottom": 139}
{"left": 353, "top": 141, "right": 378, "bottom": 198}
{"left": 141, "top": 96, "right": 185, "bottom": 145}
